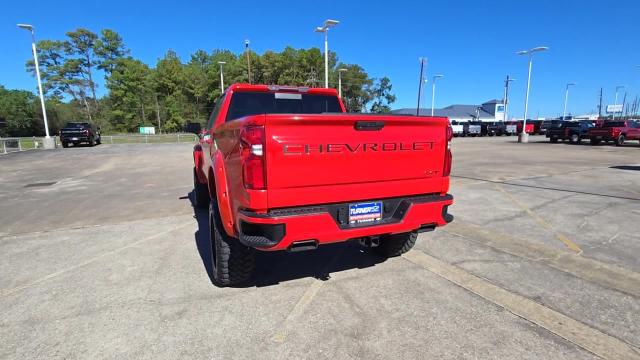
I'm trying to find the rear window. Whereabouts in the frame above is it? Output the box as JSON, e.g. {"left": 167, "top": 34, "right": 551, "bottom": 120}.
{"left": 66, "top": 123, "right": 90, "bottom": 128}
{"left": 603, "top": 121, "right": 626, "bottom": 127}
{"left": 225, "top": 92, "right": 341, "bottom": 122}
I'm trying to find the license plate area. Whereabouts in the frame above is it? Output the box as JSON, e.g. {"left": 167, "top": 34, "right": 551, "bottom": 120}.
{"left": 349, "top": 201, "right": 382, "bottom": 225}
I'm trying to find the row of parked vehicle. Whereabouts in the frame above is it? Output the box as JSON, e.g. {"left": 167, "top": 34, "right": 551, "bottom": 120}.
{"left": 544, "top": 119, "right": 640, "bottom": 146}
{"left": 451, "top": 120, "right": 554, "bottom": 137}
{"left": 450, "top": 119, "right": 640, "bottom": 146}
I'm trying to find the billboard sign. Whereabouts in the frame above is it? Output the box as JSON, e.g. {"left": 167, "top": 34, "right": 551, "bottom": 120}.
{"left": 139, "top": 126, "right": 156, "bottom": 135}
{"left": 606, "top": 105, "right": 623, "bottom": 114}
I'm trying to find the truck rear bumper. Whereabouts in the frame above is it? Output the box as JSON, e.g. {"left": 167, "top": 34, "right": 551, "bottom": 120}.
{"left": 236, "top": 194, "right": 453, "bottom": 251}
{"left": 61, "top": 136, "right": 90, "bottom": 142}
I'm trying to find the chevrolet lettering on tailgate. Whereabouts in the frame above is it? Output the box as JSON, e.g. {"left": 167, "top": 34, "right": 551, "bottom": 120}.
{"left": 283, "top": 142, "right": 435, "bottom": 155}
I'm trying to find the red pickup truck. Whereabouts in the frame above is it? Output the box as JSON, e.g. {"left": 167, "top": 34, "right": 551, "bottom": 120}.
{"left": 193, "top": 84, "right": 453, "bottom": 286}
{"left": 588, "top": 121, "right": 640, "bottom": 146}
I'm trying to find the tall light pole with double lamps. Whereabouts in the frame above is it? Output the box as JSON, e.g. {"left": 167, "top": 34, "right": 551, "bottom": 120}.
{"left": 612, "top": 85, "right": 625, "bottom": 120}
{"left": 431, "top": 74, "right": 444, "bottom": 116}
{"left": 17, "top": 23, "right": 54, "bottom": 149}
{"left": 562, "top": 82, "right": 576, "bottom": 120}
{"left": 315, "top": 19, "right": 339, "bottom": 88}
{"left": 338, "top": 68, "right": 347, "bottom": 98}
{"left": 218, "top": 61, "right": 226, "bottom": 92}
{"left": 517, "top": 46, "right": 548, "bottom": 143}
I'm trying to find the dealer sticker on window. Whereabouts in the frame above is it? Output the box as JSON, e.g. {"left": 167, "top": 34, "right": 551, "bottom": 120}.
{"left": 349, "top": 201, "right": 383, "bottom": 224}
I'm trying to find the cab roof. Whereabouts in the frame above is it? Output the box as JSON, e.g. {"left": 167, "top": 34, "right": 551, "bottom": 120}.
{"left": 227, "top": 83, "right": 338, "bottom": 96}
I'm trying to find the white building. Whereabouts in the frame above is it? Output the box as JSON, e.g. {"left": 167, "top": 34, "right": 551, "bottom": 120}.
{"left": 392, "top": 99, "right": 505, "bottom": 122}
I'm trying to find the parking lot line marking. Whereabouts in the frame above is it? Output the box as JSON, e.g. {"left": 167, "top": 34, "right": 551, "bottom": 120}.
{"left": 452, "top": 175, "right": 640, "bottom": 202}
{"left": 402, "top": 250, "right": 640, "bottom": 360}
{"left": 494, "top": 184, "right": 583, "bottom": 254}
{"left": 272, "top": 249, "right": 344, "bottom": 343}
{"left": 272, "top": 279, "right": 325, "bottom": 343}
{"left": 443, "top": 221, "right": 640, "bottom": 298}
{"left": 0, "top": 221, "right": 192, "bottom": 298}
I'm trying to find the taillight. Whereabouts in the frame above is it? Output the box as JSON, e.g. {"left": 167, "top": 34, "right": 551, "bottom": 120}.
{"left": 240, "top": 125, "right": 266, "bottom": 190}
{"left": 443, "top": 126, "right": 453, "bottom": 176}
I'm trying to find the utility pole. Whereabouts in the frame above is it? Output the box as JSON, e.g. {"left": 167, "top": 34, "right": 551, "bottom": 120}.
{"left": 154, "top": 93, "right": 161, "bottom": 134}
{"left": 416, "top": 57, "right": 427, "bottom": 116}
{"left": 621, "top": 92, "right": 627, "bottom": 119}
{"left": 245, "top": 40, "right": 251, "bottom": 84}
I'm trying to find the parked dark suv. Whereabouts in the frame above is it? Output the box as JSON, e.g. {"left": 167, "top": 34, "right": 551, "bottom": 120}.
{"left": 540, "top": 120, "right": 563, "bottom": 135}
{"left": 487, "top": 122, "right": 507, "bottom": 136}
{"left": 59, "top": 122, "right": 101, "bottom": 147}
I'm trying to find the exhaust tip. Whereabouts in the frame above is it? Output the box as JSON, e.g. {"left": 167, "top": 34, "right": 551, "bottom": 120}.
{"left": 287, "top": 240, "right": 318, "bottom": 252}
{"left": 358, "top": 236, "right": 381, "bottom": 248}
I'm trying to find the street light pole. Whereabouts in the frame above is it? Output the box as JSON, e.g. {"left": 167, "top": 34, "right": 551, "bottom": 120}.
{"left": 562, "top": 82, "right": 576, "bottom": 120}
{"left": 315, "top": 19, "right": 339, "bottom": 88}
{"left": 218, "top": 61, "right": 226, "bottom": 92}
{"left": 503, "top": 76, "right": 515, "bottom": 122}
{"left": 244, "top": 40, "right": 252, "bottom": 84}
{"left": 338, "top": 68, "right": 347, "bottom": 98}
{"left": 517, "top": 46, "right": 548, "bottom": 143}
{"left": 416, "top": 57, "right": 427, "bottom": 116}
{"left": 17, "top": 24, "right": 51, "bottom": 143}
{"left": 431, "top": 75, "right": 444, "bottom": 116}
{"left": 613, "top": 85, "right": 624, "bottom": 120}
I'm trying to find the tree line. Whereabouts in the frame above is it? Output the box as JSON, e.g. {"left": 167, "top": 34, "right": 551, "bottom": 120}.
{"left": 0, "top": 28, "right": 396, "bottom": 137}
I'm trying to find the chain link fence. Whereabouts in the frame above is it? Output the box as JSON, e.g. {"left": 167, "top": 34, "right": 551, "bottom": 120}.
{"left": 1, "top": 133, "right": 198, "bottom": 155}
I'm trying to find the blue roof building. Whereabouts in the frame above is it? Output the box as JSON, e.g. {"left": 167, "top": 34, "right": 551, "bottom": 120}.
{"left": 392, "top": 99, "right": 506, "bottom": 122}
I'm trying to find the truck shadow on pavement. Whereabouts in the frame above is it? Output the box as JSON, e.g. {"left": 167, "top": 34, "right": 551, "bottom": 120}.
{"left": 187, "top": 191, "right": 387, "bottom": 288}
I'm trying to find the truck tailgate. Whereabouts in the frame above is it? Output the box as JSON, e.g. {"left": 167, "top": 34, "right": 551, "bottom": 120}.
{"left": 264, "top": 114, "right": 449, "bottom": 208}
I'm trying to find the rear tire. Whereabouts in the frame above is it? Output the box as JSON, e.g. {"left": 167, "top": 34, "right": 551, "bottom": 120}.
{"left": 550, "top": 136, "right": 558, "bottom": 143}
{"left": 62, "top": 142, "right": 68, "bottom": 148}
{"left": 193, "top": 168, "right": 210, "bottom": 209}
{"left": 615, "top": 135, "right": 625, "bottom": 146}
{"left": 209, "top": 199, "right": 255, "bottom": 287}
{"left": 590, "top": 138, "right": 601, "bottom": 145}
{"left": 96, "top": 136, "right": 101, "bottom": 145}
{"left": 89, "top": 137, "right": 95, "bottom": 147}
{"left": 374, "top": 232, "right": 417, "bottom": 257}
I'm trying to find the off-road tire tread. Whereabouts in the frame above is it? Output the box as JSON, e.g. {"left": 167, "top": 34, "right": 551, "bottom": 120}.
{"left": 374, "top": 232, "right": 418, "bottom": 257}
{"left": 209, "top": 200, "right": 254, "bottom": 286}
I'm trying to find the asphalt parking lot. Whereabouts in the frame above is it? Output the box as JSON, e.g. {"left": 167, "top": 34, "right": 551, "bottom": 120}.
{"left": 1, "top": 137, "right": 639, "bottom": 359}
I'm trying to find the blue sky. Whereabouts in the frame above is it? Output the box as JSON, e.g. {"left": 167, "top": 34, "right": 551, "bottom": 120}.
{"left": 2, "top": 0, "right": 640, "bottom": 118}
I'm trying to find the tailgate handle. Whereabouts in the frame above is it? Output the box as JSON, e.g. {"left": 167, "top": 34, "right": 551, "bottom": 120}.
{"left": 355, "top": 121, "right": 385, "bottom": 131}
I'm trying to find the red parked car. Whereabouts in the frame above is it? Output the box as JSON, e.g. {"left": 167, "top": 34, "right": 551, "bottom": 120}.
{"left": 516, "top": 121, "right": 535, "bottom": 134}
{"left": 192, "top": 84, "right": 454, "bottom": 286}
{"left": 588, "top": 121, "right": 640, "bottom": 146}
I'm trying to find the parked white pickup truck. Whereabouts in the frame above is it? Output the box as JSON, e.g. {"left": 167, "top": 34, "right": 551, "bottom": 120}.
{"left": 451, "top": 121, "right": 464, "bottom": 137}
